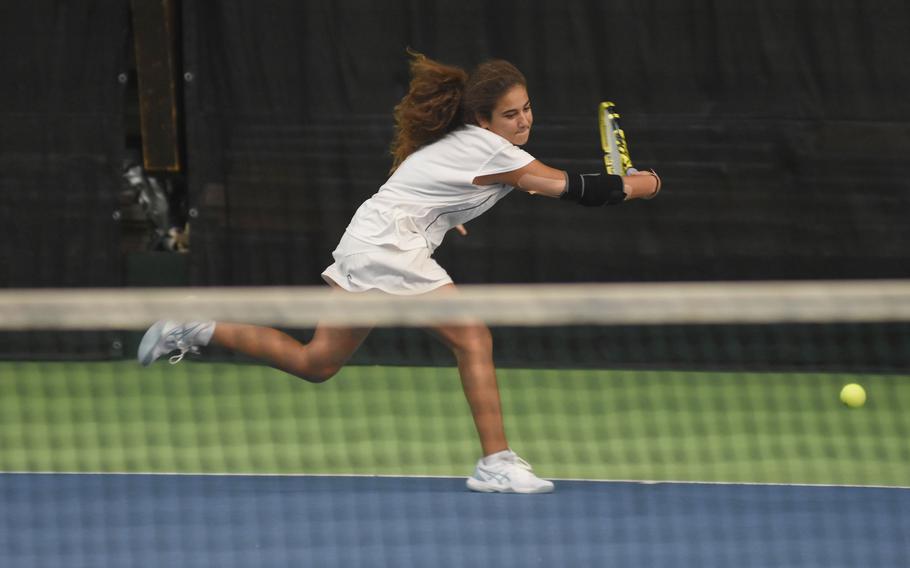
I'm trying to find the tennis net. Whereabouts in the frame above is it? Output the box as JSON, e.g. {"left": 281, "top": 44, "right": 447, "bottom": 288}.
{"left": 1, "top": 280, "right": 908, "bottom": 567}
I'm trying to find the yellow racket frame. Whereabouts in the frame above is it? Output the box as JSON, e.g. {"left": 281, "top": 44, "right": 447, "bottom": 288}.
{"left": 598, "top": 101, "right": 635, "bottom": 175}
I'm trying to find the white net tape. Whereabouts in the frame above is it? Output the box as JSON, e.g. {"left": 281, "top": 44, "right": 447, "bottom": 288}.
{"left": 2, "top": 280, "right": 910, "bottom": 330}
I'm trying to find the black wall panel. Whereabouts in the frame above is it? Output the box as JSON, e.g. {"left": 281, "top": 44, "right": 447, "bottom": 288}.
{"left": 181, "top": 1, "right": 910, "bottom": 285}
{"left": 0, "top": 0, "right": 127, "bottom": 287}
{"left": 2, "top": 1, "right": 908, "bottom": 363}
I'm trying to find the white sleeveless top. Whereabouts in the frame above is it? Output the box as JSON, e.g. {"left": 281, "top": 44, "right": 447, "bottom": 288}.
{"left": 341, "top": 125, "right": 535, "bottom": 253}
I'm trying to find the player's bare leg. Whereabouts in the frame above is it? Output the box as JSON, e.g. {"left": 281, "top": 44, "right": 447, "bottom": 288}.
{"left": 212, "top": 322, "right": 371, "bottom": 382}
{"left": 435, "top": 317, "right": 555, "bottom": 492}
{"left": 137, "top": 284, "right": 371, "bottom": 381}
{"left": 426, "top": 284, "right": 553, "bottom": 493}
{"left": 429, "top": 319, "right": 508, "bottom": 457}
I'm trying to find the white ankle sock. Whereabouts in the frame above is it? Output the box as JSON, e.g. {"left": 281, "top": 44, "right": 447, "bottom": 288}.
{"left": 483, "top": 449, "right": 514, "bottom": 465}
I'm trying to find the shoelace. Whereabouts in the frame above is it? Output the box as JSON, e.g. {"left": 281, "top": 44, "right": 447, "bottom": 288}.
{"left": 168, "top": 345, "right": 200, "bottom": 365}
{"left": 163, "top": 324, "right": 204, "bottom": 365}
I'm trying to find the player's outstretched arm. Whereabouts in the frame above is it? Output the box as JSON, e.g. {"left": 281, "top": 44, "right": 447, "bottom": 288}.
{"left": 473, "top": 160, "right": 660, "bottom": 202}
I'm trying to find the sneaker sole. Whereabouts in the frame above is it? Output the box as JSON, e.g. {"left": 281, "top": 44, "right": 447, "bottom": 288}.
{"left": 137, "top": 321, "right": 167, "bottom": 367}
{"left": 466, "top": 477, "right": 554, "bottom": 494}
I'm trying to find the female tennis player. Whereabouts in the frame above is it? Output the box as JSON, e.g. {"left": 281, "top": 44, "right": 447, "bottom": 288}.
{"left": 138, "top": 52, "right": 661, "bottom": 494}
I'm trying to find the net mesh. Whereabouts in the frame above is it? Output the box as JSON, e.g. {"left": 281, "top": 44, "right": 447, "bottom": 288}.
{"left": 1, "top": 281, "right": 909, "bottom": 566}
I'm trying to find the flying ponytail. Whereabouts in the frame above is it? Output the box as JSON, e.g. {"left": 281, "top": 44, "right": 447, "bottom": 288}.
{"left": 389, "top": 50, "right": 468, "bottom": 172}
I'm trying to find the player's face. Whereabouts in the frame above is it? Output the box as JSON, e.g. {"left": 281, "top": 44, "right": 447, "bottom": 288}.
{"left": 479, "top": 84, "right": 533, "bottom": 146}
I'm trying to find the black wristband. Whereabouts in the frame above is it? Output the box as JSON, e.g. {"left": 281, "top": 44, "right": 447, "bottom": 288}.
{"left": 560, "top": 171, "right": 626, "bottom": 206}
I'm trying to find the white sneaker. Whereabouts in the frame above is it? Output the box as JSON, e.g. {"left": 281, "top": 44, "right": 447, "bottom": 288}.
{"left": 137, "top": 320, "right": 215, "bottom": 367}
{"left": 466, "top": 450, "right": 554, "bottom": 494}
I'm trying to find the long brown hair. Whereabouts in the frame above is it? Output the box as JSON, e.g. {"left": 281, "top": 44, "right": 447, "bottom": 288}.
{"left": 390, "top": 51, "right": 527, "bottom": 172}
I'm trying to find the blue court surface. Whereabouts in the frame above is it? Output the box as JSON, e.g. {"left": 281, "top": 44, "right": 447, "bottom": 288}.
{"left": 1, "top": 473, "right": 907, "bottom": 568}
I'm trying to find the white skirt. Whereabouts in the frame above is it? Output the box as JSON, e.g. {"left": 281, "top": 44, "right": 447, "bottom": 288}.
{"left": 321, "top": 233, "right": 453, "bottom": 295}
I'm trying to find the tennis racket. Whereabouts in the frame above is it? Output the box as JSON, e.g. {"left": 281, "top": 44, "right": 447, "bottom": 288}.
{"left": 598, "top": 101, "right": 636, "bottom": 175}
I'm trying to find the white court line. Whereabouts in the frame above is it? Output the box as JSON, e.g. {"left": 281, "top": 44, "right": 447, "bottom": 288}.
{"left": 1, "top": 470, "right": 907, "bottom": 490}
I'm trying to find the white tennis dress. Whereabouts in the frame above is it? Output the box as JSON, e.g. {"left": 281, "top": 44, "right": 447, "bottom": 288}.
{"left": 322, "top": 125, "right": 535, "bottom": 295}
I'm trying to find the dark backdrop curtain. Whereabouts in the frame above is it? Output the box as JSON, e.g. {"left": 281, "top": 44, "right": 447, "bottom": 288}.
{"left": 183, "top": 0, "right": 910, "bottom": 285}
{"left": 2, "top": 1, "right": 907, "bottom": 288}
{"left": 0, "top": 0, "right": 127, "bottom": 287}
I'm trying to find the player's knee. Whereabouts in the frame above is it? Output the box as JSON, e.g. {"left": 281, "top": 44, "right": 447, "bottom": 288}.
{"left": 296, "top": 362, "right": 343, "bottom": 384}
{"left": 453, "top": 326, "right": 493, "bottom": 358}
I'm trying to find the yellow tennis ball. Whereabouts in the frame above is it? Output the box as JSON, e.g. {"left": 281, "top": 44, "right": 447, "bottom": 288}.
{"left": 840, "top": 383, "right": 866, "bottom": 408}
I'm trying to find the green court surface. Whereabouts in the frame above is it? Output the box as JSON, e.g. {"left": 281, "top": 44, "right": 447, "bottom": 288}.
{"left": 1, "top": 361, "right": 908, "bottom": 486}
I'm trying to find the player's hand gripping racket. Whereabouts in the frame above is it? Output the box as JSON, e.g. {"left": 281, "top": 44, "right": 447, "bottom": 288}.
{"left": 599, "top": 101, "right": 661, "bottom": 199}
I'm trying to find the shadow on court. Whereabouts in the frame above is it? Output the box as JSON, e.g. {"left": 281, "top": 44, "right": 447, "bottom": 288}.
{"left": 1, "top": 473, "right": 907, "bottom": 567}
